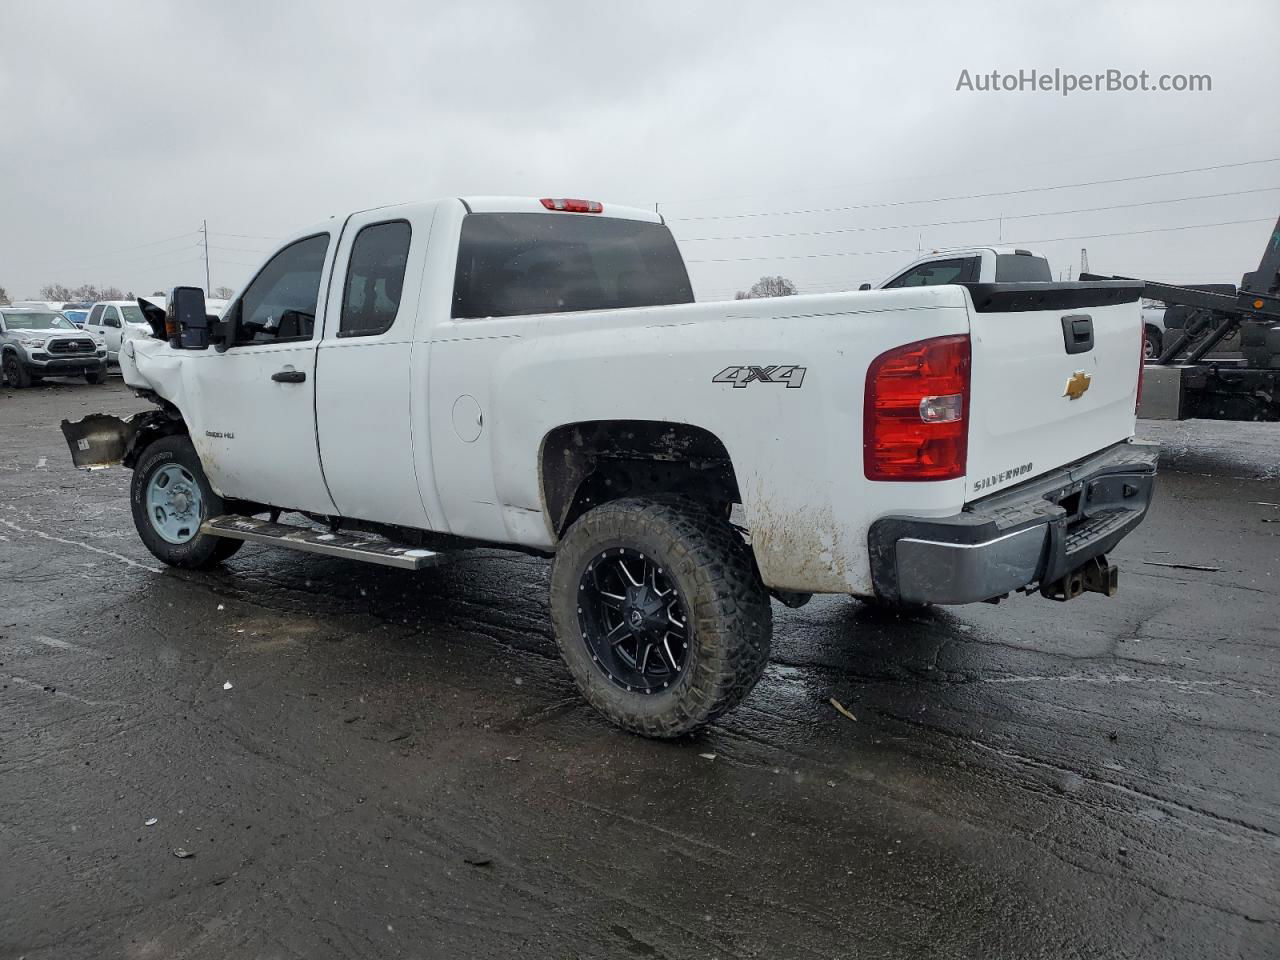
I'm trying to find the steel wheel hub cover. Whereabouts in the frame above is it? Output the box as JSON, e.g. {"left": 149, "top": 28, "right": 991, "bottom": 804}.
{"left": 146, "top": 463, "right": 204, "bottom": 545}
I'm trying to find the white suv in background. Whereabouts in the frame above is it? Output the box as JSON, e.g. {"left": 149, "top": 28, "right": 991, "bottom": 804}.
{"left": 83, "top": 300, "right": 157, "bottom": 364}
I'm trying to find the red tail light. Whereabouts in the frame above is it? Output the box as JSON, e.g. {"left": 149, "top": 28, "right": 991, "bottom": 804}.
{"left": 539, "top": 198, "right": 603, "bottom": 213}
{"left": 1136, "top": 323, "right": 1146, "bottom": 413}
{"left": 864, "top": 334, "right": 971, "bottom": 481}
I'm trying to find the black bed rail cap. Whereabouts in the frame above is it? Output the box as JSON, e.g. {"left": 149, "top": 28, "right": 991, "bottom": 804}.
{"left": 959, "top": 281, "right": 1144, "bottom": 313}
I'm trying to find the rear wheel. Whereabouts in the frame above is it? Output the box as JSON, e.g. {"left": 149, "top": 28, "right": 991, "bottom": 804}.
{"left": 3, "top": 355, "right": 31, "bottom": 388}
{"left": 1144, "top": 326, "right": 1163, "bottom": 360}
{"left": 550, "top": 497, "right": 772, "bottom": 738}
{"left": 131, "top": 436, "right": 243, "bottom": 569}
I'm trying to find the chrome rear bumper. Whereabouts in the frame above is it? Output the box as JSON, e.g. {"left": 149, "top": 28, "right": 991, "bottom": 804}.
{"left": 868, "top": 441, "right": 1159, "bottom": 605}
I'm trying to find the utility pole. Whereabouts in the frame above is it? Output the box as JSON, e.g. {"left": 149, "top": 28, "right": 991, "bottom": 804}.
{"left": 1080, "top": 247, "right": 1089, "bottom": 275}
{"left": 201, "top": 220, "right": 211, "bottom": 294}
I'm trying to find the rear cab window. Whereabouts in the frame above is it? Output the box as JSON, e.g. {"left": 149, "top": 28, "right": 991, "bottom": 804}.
{"left": 883, "top": 257, "right": 980, "bottom": 288}
{"left": 452, "top": 213, "right": 693, "bottom": 319}
{"left": 994, "top": 254, "right": 1052, "bottom": 282}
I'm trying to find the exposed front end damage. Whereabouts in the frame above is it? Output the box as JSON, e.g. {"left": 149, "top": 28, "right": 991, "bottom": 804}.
{"left": 61, "top": 407, "right": 185, "bottom": 471}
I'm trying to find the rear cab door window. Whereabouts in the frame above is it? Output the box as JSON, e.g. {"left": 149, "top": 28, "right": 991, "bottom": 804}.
{"left": 339, "top": 220, "right": 412, "bottom": 338}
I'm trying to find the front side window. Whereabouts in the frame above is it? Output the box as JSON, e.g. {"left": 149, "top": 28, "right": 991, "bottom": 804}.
{"left": 102, "top": 306, "right": 121, "bottom": 327}
{"left": 233, "top": 233, "right": 330, "bottom": 344}
{"left": 340, "top": 221, "right": 411, "bottom": 337}
{"left": 452, "top": 213, "right": 694, "bottom": 319}
{"left": 883, "top": 257, "right": 979, "bottom": 288}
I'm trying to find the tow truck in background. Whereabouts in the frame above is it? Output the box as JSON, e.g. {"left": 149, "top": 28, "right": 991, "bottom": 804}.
{"left": 1085, "top": 214, "right": 1280, "bottom": 422}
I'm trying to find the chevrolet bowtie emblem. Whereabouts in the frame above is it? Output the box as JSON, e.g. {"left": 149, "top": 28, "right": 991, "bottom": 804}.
{"left": 1063, "top": 370, "right": 1092, "bottom": 400}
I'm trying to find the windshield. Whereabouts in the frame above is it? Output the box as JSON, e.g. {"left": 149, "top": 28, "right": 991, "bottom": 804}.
{"left": 120, "top": 305, "right": 146, "bottom": 325}
{"left": 63, "top": 310, "right": 88, "bottom": 322}
{"left": 2, "top": 311, "right": 74, "bottom": 330}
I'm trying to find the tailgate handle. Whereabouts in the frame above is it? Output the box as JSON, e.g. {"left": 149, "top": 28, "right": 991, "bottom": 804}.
{"left": 1061, "top": 314, "right": 1094, "bottom": 355}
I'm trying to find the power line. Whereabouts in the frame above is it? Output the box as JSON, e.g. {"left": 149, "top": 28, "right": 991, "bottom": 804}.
{"left": 654, "top": 128, "right": 1280, "bottom": 211}
{"left": 670, "top": 158, "right": 1280, "bottom": 223}
{"left": 207, "top": 231, "right": 281, "bottom": 241}
{"left": 12, "top": 234, "right": 202, "bottom": 271}
{"left": 677, "top": 186, "right": 1280, "bottom": 243}
{"left": 207, "top": 248, "right": 272, "bottom": 259}
{"left": 685, "top": 216, "right": 1273, "bottom": 265}
{"left": 210, "top": 258, "right": 267, "bottom": 269}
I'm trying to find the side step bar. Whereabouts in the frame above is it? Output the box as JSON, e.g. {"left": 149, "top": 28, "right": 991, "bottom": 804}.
{"left": 201, "top": 515, "right": 445, "bottom": 570}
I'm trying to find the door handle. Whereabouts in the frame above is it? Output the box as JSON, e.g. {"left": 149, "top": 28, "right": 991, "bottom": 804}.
{"left": 271, "top": 370, "right": 306, "bottom": 383}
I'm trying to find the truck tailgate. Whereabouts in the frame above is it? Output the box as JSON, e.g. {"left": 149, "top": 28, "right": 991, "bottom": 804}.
{"left": 963, "top": 282, "right": 1145, "bottom": 500}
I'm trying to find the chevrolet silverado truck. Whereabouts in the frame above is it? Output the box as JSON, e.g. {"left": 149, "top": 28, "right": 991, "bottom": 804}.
{"left": 62, "top": 196, "right": 1156, "bottom": 737}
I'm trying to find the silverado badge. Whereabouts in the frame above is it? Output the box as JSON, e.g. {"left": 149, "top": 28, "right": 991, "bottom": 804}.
{"left": 1063, "top": 370, "right": 1092, "bottom": 400}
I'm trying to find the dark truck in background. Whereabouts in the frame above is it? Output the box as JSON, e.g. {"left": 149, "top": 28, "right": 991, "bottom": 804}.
{"left": 1086, "top": 213, "right": 1280, "bottom": 422}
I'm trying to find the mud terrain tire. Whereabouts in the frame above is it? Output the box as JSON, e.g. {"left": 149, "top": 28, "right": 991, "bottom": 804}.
{"left": 551, "top": 496, "right": 772, "bottom": 738}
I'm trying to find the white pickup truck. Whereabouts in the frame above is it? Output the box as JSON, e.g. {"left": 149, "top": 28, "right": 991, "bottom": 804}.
{"left": 63, "top": 196, "right": 1156, "bottom": 737}
{"left": 861, "top": 246, "right": 1054, "bottom": 290}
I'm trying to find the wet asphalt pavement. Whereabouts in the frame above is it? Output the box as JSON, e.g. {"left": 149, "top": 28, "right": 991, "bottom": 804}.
{"left": 2, "top": 379, "right": 1278, "bottom": 960}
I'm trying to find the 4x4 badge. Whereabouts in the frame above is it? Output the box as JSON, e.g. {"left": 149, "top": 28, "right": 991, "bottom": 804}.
{"left": 712, "top": 364, "right": 806, "bottom": 389}
{"left": 1063, "top": 370, "right": 1092, "bottom": 400}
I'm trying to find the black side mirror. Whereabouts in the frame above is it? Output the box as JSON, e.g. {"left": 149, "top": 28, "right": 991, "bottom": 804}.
{"left": 858, "top": 283, "right": 872, "bottom": 291}
{"left": 167, "top": 286, "right": 210, "bottom": 349}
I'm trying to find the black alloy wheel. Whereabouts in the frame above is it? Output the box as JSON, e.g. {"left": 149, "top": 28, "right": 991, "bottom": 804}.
{"left": 577, "top": 548, "right": 690, "bottom": 694}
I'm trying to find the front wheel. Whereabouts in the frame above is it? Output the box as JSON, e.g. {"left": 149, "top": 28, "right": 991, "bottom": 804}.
{"left": 550, "top": 497, "right": 772, "bottom": 738}
{"left": 3, "top": 355, "right": 31, "bottom": 388}
{"left": 131, "top": 436, "right": 243, "bottom": 569}
{"left": 85, "top": 369, "right": 106, "bottom": 385}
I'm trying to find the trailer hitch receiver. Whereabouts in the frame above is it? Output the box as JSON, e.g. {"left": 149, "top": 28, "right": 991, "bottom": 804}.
{"left": 1041, "top": 555, "right": 1118, "bottom": 602}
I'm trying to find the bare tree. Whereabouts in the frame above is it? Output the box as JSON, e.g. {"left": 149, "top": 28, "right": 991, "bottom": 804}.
{"left": 40, "top": 282, "right": 73, "bottom": 302}
{"left": 734, "top": 276, "right": 798, "bottom": 300}
{"left": 212, "top": 286, "right": 235, "bottom": 299}
{"left": 39, "top": 283, "right": 129, "bottom": 303}
{"left": 0, "top": 286, "right": 9, "bottom": 305}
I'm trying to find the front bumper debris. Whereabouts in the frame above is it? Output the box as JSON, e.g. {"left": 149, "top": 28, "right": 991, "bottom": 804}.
{"left": 61, "top": 413, "right": 146, "bottom": 470}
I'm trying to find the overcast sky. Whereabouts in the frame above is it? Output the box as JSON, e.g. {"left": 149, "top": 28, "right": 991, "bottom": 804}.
{"left": 2, "top": 0, "right": 1277, "bottom": 301}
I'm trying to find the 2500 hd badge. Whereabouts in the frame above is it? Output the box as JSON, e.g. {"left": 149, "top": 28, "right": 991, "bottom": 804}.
{"left": 973, "top": 462, "right": 1034, "bottom": 493}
